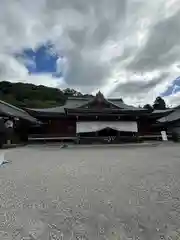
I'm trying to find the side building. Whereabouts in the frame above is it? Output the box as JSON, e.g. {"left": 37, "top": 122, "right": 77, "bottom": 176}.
{"left": 0, "top": 99, "right": 38, "bottom": 146}
{"left": 157, "top": 106, "right": 180, "bottom": 137}
{"left": 26, "top": 92, "right": 172, "bottom": 144}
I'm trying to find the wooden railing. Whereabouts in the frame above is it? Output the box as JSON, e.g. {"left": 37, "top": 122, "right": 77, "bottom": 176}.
{"left": 139, "top": 132, "right": 172, "bottom": 141}
{"left": 28, "top": 132, "right": 174, "bottom": 144}
{"left": 28, "top": 134, "right": 77, "bottom": 142}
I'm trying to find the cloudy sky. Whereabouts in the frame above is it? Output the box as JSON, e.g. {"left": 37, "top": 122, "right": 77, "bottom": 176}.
{"left": 1, "top": 0, "right": 180, "bottom": 106}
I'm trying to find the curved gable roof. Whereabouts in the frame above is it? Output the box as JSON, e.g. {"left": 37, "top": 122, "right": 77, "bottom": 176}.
{"left": 0, "top": 100, "right": 38, "bottom": 122}
{"left": 26, "top": 93, "right": 147, "bottom": 114}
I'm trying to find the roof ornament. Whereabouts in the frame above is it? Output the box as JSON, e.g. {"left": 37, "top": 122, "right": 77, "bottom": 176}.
{"left": 96, "top": 91, "right": 105, "bottom": 102}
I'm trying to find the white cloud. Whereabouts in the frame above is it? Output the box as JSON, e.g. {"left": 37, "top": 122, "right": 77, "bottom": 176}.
{"left": 165, "top": 92, "right": 180, "bottom": 107}
{"left": 0, "top": 0, "right": 180, "bottom": 106}
{"left": 5, "top": 74, "right": 65, "bottom": 88}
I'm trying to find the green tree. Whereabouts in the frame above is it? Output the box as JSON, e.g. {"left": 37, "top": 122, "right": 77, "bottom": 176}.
{"left": 153, "top": 96, "right": 166, "bottom": 110}
{"left": 143, "top": 104, "right": 153, "bottom": 111}
{"left": 0, "top": 81, "right": 66, "bottom": 108}
{"left": 63, "top": 88, "right": 83, "bottom": 97}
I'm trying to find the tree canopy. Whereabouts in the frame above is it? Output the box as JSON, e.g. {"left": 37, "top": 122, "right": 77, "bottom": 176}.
{"left": 143, "top": 97, "right": 166, "bottom": 111}
{"left": 0, "top": 81, "right": 168, "bottom": 110}
{"left": 153, "top": 96, "right": 166, "bottom": 110}
{"left": 0, "top": 81, "right": 93, "bottom": 108}
{"left": 143, "top": 104, "right": 153, "bottom": 111}
{"left": 0, "top": 81, "right": 66, "bottom": 108}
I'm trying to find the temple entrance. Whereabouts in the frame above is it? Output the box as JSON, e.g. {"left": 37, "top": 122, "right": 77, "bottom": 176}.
{"left": 77, "top": 126, "right": 137, "bottom": 144}
{"left": 96, "top": 127, "right": 118, "bottom": 144}
{"left": 98, "top": 127, "right": 118, "bottom": 137}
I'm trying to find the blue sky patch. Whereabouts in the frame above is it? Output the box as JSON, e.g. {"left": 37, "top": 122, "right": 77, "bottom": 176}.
{"left": 15, "top": 42, "right": 62, "bottom": 78}
{"left": 161, "top": 76, "right": 180, "bottom": 97}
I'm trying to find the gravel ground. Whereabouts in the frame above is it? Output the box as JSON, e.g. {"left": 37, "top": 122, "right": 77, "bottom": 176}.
{"left": 0, "top": 145, "right": 180, "bottom": 239}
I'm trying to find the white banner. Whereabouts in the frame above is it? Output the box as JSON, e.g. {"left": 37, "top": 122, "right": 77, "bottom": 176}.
{"left": 161, "top": 131, "right": 168, "bottom": 141}
{"left": 77, "top": 121, "right": 138, "bottom": 133}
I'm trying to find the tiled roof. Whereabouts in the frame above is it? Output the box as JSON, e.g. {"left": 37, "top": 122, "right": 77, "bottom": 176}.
{"left": 152, "top": 109, "right": 173, "bottom": 114}
{"left": 26, "top": 98, "right": 89, "bottom": 113}
{"left": 109, "top": 99, "right": 144, "bottom": 110}
{"left": 27, "top": 96, "right": 145, "bottom": 113}
{"left": 0, "top": 100, "right": 38, "bottom": 123}
{"left": 158, "top": 109, "right": 180, "bottom": 123}
{"left": 27, "top": 106, "right": 65, "bottom": 113}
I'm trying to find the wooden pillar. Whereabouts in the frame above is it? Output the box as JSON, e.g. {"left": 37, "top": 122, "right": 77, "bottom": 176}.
{"left": 95, "top": 116, "right": 98, "bottom": 138}
{"left": 117, "top": 130, "right": 120, "bottom": 142}
{"left": 76, "top": 133, "right": 80, "bottom": 144}
{"left": 0, "top": 118, "right": 6, "bottom": 147}
{"left": 6, "top": 128, "right": 14, "bottom": 144}
{"left": 15, "top": 120, "right": 29, "bottom": 144}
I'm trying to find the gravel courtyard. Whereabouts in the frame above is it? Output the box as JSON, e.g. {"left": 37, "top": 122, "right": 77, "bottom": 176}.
{"left": 1, "top": 144, "right": 180, "bottom": 239}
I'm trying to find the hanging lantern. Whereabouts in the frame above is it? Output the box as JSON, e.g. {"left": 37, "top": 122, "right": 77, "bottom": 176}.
{"left": 5, "top": 119, "right": 14, "bottom": 128}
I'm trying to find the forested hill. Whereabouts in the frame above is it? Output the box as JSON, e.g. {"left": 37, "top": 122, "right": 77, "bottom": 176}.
{"left": 0, "top": 81, "right": 167, "bottom": 110}
{"left": 0, "top": 81, "right": 92, "bottom": 108}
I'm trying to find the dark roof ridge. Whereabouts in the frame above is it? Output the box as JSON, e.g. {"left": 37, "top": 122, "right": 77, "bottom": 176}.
{"left": 108, "top": 98, "right": 123, "bottom": 101}
{"left": 67, "top": 96, "right": 93, "bottom": 100}
{"left": 0, "top": 100, "right": 38, "bottom": 122}
{"left": 0, "top": 99, "right": 27, "bottom": 114}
